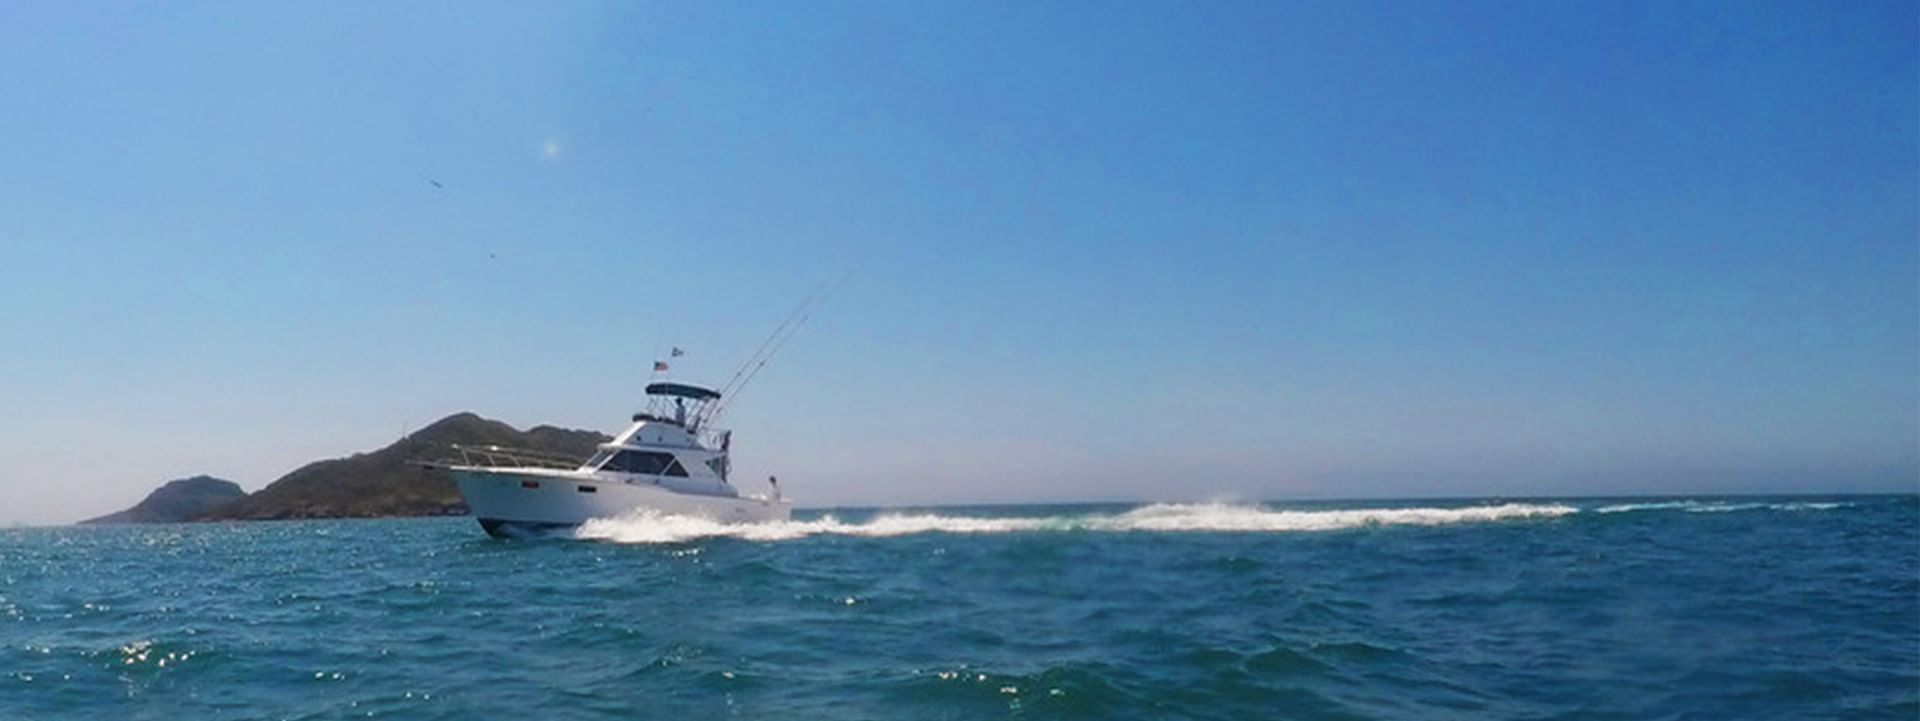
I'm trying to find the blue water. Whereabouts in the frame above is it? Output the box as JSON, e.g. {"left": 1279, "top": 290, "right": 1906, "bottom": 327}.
{"left": 3, "top": 496, "right": 1915, "bottom": 720}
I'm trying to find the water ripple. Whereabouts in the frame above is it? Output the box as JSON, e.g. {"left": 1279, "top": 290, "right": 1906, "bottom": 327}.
{"left": 0, "top": 495, "right": 1911, "bottom": 720}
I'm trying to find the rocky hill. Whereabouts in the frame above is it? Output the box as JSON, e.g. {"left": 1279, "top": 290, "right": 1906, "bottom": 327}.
{"left": 193, "top": 413, "right": 608, "bottom": 521}
{"left": 83, "top": 475, "right": 248, "bottom": 524}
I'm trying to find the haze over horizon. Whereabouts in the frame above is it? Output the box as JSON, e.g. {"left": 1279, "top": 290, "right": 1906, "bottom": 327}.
{"left": 1, "top": 2, "right": 1915, "bottom": 525}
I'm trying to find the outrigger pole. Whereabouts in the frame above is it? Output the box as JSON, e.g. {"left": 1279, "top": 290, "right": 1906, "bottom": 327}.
{"left": 699, "top": 274, "right": 847, "bottom": 427}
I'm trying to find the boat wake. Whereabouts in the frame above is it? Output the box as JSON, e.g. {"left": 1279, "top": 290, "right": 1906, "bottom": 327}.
{"left": 1592, "top": 500, "right": 1849, "bottom": 514}
{"left": 573, "top": 502, "right": 1579, "bottom": 544}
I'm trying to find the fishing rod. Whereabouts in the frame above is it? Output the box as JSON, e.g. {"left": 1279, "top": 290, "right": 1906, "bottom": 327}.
{"left": 699, "top": 274, "right": 847, "bottom": 427}
{"left": 713, "top": 279, "right": 833, "bottom": 402}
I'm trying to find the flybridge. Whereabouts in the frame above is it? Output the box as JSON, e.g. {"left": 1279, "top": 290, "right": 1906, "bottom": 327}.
{"left": 634, "top": 381, "right": 723, "bottom": 434}
{"left": 644, "top": 382, "right": 721, "bottom": 401}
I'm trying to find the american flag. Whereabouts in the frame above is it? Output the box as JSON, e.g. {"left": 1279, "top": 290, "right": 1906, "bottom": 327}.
{"left": 653, "top": 361, "right": 668, "bottom": 372}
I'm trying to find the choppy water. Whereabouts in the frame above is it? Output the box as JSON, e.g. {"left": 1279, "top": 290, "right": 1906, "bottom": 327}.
{"left": 3, "top": 496, "right": 1915, "bottom": 720}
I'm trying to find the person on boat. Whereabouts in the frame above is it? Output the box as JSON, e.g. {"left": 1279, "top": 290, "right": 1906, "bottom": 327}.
{"left": 768, "top": 475, "right": 782, "bottom": 502}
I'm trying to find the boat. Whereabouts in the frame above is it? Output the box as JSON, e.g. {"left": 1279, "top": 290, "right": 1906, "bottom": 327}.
{"left": 444, "top": 380, "right": 791, "bottom": 537}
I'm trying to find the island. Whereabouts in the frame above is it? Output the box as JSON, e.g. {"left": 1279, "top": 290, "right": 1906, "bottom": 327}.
{"left": 83, "top": 412, "right": 609, "bottom": 523}
{"left": 82, "top": 475, "right": 248, "bottom": 524}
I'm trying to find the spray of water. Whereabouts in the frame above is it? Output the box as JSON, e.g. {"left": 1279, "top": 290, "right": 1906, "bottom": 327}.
{"left": 573, "top": 502, "right": 1580, "bottom": 544}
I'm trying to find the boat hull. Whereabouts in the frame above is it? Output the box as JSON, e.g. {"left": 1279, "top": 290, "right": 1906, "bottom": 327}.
{"left": 451, "top": 468, "right": 791, "bottom": 538}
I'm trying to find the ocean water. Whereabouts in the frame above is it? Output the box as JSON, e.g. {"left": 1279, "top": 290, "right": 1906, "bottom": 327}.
{"left": 3, "top": 496, "right": 1915, "bottom": 720}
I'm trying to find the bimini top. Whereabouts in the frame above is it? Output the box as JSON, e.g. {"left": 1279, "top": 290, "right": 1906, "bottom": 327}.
{"left": 645, "top": 381, "right": 721, "bottom": 401}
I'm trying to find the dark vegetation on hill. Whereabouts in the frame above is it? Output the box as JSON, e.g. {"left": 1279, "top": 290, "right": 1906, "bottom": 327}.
{"left": 194, "top": 412, "right": 608, "bottom": 521}
{"left": 83, "top": 475, "right": 247, "bottom": 524}
{"left": 81, "top": 413, "right": 608, "bottom": 524}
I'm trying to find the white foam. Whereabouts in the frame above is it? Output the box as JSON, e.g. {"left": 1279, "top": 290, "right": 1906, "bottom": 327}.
{"left": 1594, "top": 501, "right": 1700, "bottom": 514}
{"left": 1769, "top": 501, "right": 1846, "bottom": 511}
{"left": 572, "top": 502, "right": 1579, "bottom": 544}
{"left": 1686, "top": 503, "right": 1765, "bottom": 513}
{"left": 1593, "top": 500, "right": 1851, "bottom": 514}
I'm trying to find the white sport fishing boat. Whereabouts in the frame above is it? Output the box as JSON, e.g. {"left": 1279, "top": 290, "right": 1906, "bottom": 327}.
{"left": 446, "top": 381, "right": 790, "bottom": 537}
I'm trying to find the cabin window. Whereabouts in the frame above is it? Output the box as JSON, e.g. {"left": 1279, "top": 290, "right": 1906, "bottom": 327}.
{"left": 600, "top": 450, "right": 678, "bottom": 475}
{"left": 663, "top": 459, "right": 688, "bottom": 478}
{"left": 520, "top": 480, "right": 540, "bottom": 489}
{"left": 577, "top": 484, "right": 597, "bottom": 494}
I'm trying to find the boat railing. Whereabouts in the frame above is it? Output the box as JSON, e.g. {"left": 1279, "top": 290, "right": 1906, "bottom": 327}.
{"left": 436, "top": 443, "right": 587, "bottom": 470}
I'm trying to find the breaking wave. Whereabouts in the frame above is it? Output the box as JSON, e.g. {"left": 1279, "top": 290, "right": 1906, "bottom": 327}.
{"left": 1593, "top": 500, "right": 1849, "bottom": 514}
{"left": 573, "top": 502, "right": 1578, "bottom": 544}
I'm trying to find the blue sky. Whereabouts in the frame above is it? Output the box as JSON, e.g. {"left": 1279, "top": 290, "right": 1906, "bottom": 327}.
{"left": 0, "top": 1, "right": 1914, "bottom": 523}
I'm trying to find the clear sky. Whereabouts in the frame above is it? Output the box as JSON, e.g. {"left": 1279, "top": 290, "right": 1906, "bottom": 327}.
{"left": 1, "top": 2, "right": 1914, "bottom": 524}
